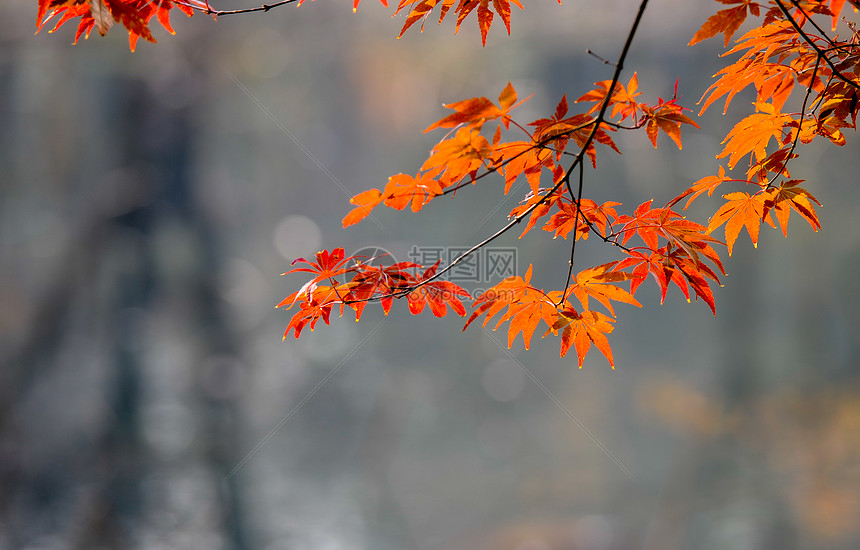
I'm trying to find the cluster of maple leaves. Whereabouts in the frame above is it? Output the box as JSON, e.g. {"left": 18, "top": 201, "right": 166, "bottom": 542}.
{"left": 289, "top": 76, "right": 721, "bottom": 368}
{"left": 35, "top": 0, "right": 532, "bottom": 50}
{"left": 36, "top": 0, "right": 859, "bottom": 367}
{"left": 281, "top": 0, "right": 858, "bottom": 368}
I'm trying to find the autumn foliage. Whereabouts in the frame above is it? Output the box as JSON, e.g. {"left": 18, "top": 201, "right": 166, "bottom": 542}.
{"left": 37, "top": 0, "right": 860, "bottom": 367}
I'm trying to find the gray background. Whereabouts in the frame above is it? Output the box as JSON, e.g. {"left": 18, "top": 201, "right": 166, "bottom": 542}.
{"left": 2, "top": 1, "right": 860, "bottom": 549}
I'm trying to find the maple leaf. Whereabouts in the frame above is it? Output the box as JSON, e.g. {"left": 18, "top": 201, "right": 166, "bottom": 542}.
{"left": 615, "top": 200, "right": 657, "bottom": 246}
{"left": 546, "top": 307, "right": 616, "bottom": 368}
{"left": 689, "top": 0, "right": 760, "bottom": 46}
{"left": 343, "top": 189, "right": 384, "bottom": 227}
{"left": 278, "top": 283, "right": 350, "bottom": 339}
{"left": 508, "top": 185, "right": 564, "bottom": 238}
{"left": 575, "top": 73, "right": 643, "bottom": 121}
{"left": 425, "top": 97, "right": 500, "bottom": 132}
{"left": 746, "top": 147, "right": 797, "bottom": 183}
{"left": 616, "top": 246, "right": 720, "bottom": 314}
{"left": 790, "top": 115, "right": 851, "bottom": 147}
{"left": 492, "top": 0, "right": 519, "bottom": 34}
{"left": 566, "top": 262, "right": 642, "bottom": 316}
{"left": 88, "top": 0, "right": 113, "bottom": 35}
{"left": 543, "top": 200, "right": 590, "bottom": 240}
{"left": 717, "top": 103, "right": 792, "bottom": 168}
{"left": 530, "top": 112, "right": 620, "bottom": 168}
{"left": 755, "top": 64, "right": 796, "bottom": 112}
{"left": 406, "top": 262, "right": 472, "bottom": 317}
{"left": 352, "top": 0, "right": 390, "bottom": 11}
{"left": 342, "top": 171, "right": 446, "bottom": 226}
{"left": 762, "top": 179, "right": 822, "bottom": 236}
{"left": 283, "top": 248, "right": 357, "bottom": 286}
{"left": 543, "top": 199, "right": 620, "bottom": 240}
{"left": 707, "top": 191, "right": 772, "bottom": 255}
{"left": 615, "top": 201, "right": 725, "bottom": 274}
{"left": 393, "top": 0, "right": 446, "bottom": 36}
{"left": 155, "top": 0, "right": 196, "bottom": 35}
{"left": 579, "top": 199, "right": 621, "bottom": 237}
{"left": 39, "top": 2, "right": 95, "bottom": 44}
{"left": 668, "top": 166, "right": 731, "bottom": 209}
{"left": 474, "top": 0, "right": 493, "bottom": 46}
{"left": 641, "top": 99, "right": 700, "bottom": 149}
{"left": 696, "top": 21, "right": 799, "bottom": 115}
{"left": 394, "top": 0, "right": 525, "bottom": 45}
{"left": 829, "top": 0, "right": 846, "bottom": 29}
{"left": 422, "top": 127, "right": 492, "bottom": 186}
{"left": 281, "top": 295, "right": 335, "bottom": 339}
{"left": 616, "top": 250, "right": 669, "bottom": 299}
{"left": 494, "top": 141, "right": 554, "bottom": 194}
{"left": 36, "top": 0, "right": 200, "bottom": 50}
{"left": 464, "top": 265, "right": 559, "bottom": 349}
{"left": 817, "top": 82, "right": 860, "bottom": 130}
{"left": 342, "top": 261, "right": 420, "bottom": 318}
{"left": 663, "top": 246, "right": 720, "bottom": 315}
{"left": 425, "top": 82, "right": 527, "bottom": 133}
{"left": 382, "top": 172, "right": 446, "bottom": 211}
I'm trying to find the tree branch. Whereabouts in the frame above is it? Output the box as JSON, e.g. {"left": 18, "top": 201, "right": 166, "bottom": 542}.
{"left": 342, "top": 0, "right": 652, "bottom": 304}
{"left": 775, "top": 0, "right": 860, "bottom": 90}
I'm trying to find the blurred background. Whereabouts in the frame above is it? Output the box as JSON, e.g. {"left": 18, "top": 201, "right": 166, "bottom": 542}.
{"left": 2, "top": 1, "right": 860, "bottom": 549}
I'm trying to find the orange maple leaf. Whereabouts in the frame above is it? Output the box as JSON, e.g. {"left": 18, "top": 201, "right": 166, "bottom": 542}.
{"left": 616, "top": 246, "right": 720, "bottom": 314}
{"left": 717, "top": 103, "right": 792, "bottom": 169}
{"left": 494, "top": 141, "right": 554, "bottom": 194}
{"left": 36, "top": 0, "right": 200, "bottom": 50}
{"left": 407, "top": 262, "right": 472, "bottom": 317}
{"left": 641, "top": 99, "right": 700, "bottom": 149}
{"left": 422, "top": 127, "right": 492, "bottom": 186}
{"left": 529, "top": 111, "right": 620, "bottom": 169}
{"left": 508, "top": 186, "right": 565, "bottom": 238}
{"left": 425, "top": 82, "right": 527, "bottom": 133}
{"left": 282, "top": 248, "right": 357, "bottom": 286}
{"left": 278, "top": 283, "right": 351, "bottom": 338}
{"left": 547, "top": 308, "right": 616, "bottom": 368}
{"left": 341, "top": 261, "right": 419, "bottom": 318}
{"left": 464, "top": 265, "right": 559, "bottom": 349}
{"left": 707, "top": 191, "right": 772, "bottom": 255}
{"left": 543, "top": 199, "right": 620, "bottom": 240}
{"left": 343, "top": 188, "right": 384, "bottom": 227}
{"left": 689, "top": 0, "right": 760, "bottom": 47}
{"left": 566, "top": 262, "right": 642, "bottom": 316}
{"left": 382, "top": 172, "right": 446, "bottom": 211}
{"left": 762, "top": 179, "right": 822, "bottom": 236}
{"left": 668, "top": 166, "right": 731, "bottom": 209}
{"left": 394, "top": 0, "right": 525, "bottom": 45}
{"left": 575, "top": 72, "right": 643, "bottom": 121}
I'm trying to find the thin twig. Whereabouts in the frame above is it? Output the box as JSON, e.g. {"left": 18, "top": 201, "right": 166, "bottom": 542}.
{"left": 174, "top": 0, "right": 301, "bottom": 16}
{"left": 559, "top": 161, "right": 585, "bottom": 305}
{"left": 767, "top": 53, "right": 822, "bottom": 188}
{"left": 775, "top": 0, "right": 860, "bottom": 90}
{"left": 787, "top": 0, "right": 839, "bottom": 49}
